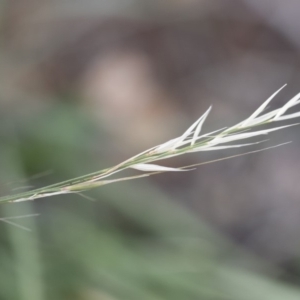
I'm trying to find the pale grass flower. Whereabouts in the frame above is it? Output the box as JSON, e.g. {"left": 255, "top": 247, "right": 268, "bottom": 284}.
{"left": 1, "top": 85, "right": 299, "bottom": 204}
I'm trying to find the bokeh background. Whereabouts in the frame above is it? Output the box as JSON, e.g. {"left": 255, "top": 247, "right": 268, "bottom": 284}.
{"left": 1, "top": 1, "right": 300, "bottom": 299}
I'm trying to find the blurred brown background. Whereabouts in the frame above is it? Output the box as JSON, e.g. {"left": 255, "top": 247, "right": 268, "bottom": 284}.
{"left": 1, "top": 1, "right": 300, "bottom": 299}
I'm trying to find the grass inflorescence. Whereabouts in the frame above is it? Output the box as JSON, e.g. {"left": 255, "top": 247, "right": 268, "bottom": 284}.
{"left": 1, "top": 85, "right": 300, "bottom": 204}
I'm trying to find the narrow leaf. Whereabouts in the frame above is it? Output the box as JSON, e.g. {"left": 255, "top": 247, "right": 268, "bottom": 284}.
{"left": 275, "top": 111, "right": 300, "bottom": 121}
{"left": 212, "top": 123, "right": 298, "bottom": 145}
{"left": 171, "top": 109, "right": 214, "bottom": 149}
{"left": 154, "top": 137, "right": 182, "bottom": 153}
{"left": 242, "top": 84, "right": 287, "bottom": 127}
{"left": 274, "top": 92, "right": 300, "bottom": 120}
{"left": 242, "top": 110, "right": 277, "bottom": 127}
{"left": 191, "top": 106, "right": 212, "bottom": 145}
{"left": 130, "top": 163, "right": 190, "bottom": 172}
{"left": 189, "top": 140, "right": 267, "bottom": 152}
{"left": 178, "top": 127, "right": 227, "bottom": 148}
